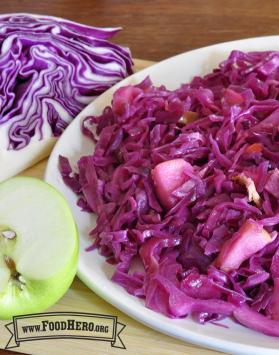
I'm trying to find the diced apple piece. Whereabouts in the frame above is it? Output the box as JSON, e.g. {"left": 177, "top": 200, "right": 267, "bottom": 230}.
{"left": 245, "top": 143, "right": 263, "bottom": 154}
{"left": 179, "top": 111, "right": 199, "bottom": 125}
{"left": 224, "top": 88, "right": 244, "bottom": 106}
{"left": 232, "top": 173, "right": 261, "bottom": 207}
{"left": 112, "top": 86, "right": 142, "bottom": 116}
{"left": 151, "top": 159, "right": 193, "bottom": 209}
{"left": 215, "top": 219, "right": 273, "bottom": 272}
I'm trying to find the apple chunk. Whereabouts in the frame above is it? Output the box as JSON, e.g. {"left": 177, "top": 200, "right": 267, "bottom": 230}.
{"left": 215, "top": 219, "right": 273, "bottom": 272}
{"left": 152, "top": 159, "right": 193, "bottom": 209}
{"left": 0, "top": 177, "right": 78, "bottom": 320}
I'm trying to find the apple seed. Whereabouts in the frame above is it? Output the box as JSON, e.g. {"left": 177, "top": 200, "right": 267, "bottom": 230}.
{"left": 4, "top": 256, "right": 25, "bottom": 291}
{"left": 1, "top": 230, "right": 16, "bottom": 240}
{"left": 4, "top": 256, "right": 16, "bottom": 271}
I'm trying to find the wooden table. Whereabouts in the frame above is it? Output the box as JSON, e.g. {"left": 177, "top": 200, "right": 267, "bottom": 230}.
{"left": 2, "top": 0, "right": 279, "bottom": 62}
{"left": 1, "top": 1, "right": 279, "bottom": 354}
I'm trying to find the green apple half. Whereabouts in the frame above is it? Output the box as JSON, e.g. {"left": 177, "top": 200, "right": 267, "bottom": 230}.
{"left": 0, "top": 177, "right": 78, "bottom": 319}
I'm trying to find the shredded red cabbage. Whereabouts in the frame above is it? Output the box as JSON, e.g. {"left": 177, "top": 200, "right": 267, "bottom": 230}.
{"left": 0, "top": 14, "right": 133, "bottom": 150}
{"left": 60, "top": 50, "right": 279, "bottom": 336}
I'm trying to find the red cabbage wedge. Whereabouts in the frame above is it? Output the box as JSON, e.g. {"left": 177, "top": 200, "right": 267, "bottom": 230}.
{"left": 0, "top": 13, "right": 133, "bottom": 181}
{"left": 60, "top": 50, "right": 279, "bottom": 336}
{"left": 0, "top": 13, "right": 133, "bottom": 150}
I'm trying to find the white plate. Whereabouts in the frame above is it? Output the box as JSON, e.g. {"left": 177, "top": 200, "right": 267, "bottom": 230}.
{"left": 45, "top": 36, "right": 279, "bottom": 354}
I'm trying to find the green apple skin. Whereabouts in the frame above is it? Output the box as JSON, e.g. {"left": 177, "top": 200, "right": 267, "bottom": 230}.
{"left": 0, "top": 177, "right": 79, "bottom": 320}
{"left": 0, "top": 248, "right": 78, "bottom": 319}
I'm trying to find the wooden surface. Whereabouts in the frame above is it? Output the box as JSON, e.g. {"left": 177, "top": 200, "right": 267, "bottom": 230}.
{"left": 0, "top": 59, "right": 222, "bottom": 355}
{"left": 1, "top": 0, "right": 279, "bottom": 62}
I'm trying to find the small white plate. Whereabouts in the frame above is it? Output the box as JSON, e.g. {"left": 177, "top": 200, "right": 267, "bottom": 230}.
{"left": 45, "top": 36, "right": 279, "bottom": 354}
